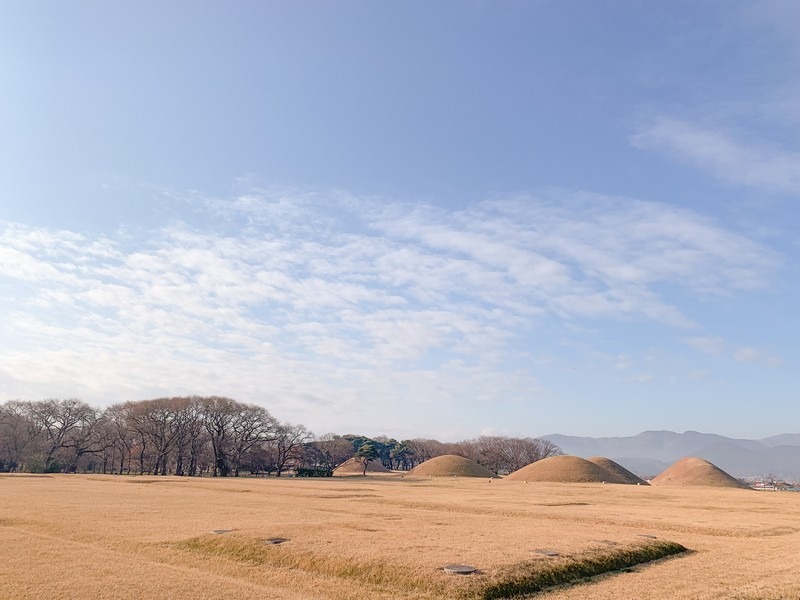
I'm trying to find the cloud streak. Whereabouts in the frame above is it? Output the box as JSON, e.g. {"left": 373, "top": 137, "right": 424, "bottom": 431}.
{"left": 684, "top": 335, "right": 782, "bottom": 368}
{"left": 632, "top": 117, "right": 800, "bottom": 193}
{"left": 0, "top": 189, "right": 780, "bottom": 435}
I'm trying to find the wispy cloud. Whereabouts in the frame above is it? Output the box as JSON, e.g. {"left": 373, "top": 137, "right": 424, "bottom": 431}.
{"left": 632, "top": 117, "right": 800, "bottom": 193}
{"left": 733, "top": 346, "right": 783, "bottom": 368}
{"left": 0, "top": 189, "right": 781, "bottom": 434}
{"left": 684, "top": 335, "right": 726, "bottom": 356}
{"left": 684, "top": 335, "right": 782, "bottom": 368}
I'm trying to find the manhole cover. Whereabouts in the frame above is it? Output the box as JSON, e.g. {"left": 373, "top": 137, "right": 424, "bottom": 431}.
{"left": 637, "top": 534, "right": 657, "bottom": 539}
{"left": 211, "top": 529, "right": 234, "bottom": 534}
{"left": 593, "top": 539, "right": 618, "bottom": 546}
{"left": 534, "top": 550, "right": 559, "bottom": 557}
{"left": 265, "top": 537, "right": 289, "bottom": 545}
{"left": 443, "top": 564, "right": 477, "bottom": 575}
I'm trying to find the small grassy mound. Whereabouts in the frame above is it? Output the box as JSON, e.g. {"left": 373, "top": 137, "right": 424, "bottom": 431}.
{"left": 586, "top": 457, "right": 649, "bottom": 485}
{"left": 505, "top": 455, "right": 626, "bottom": 483}
{"left": 333, "top": 457, "right": 390, "bottom": 475}
{"left": 651, "top": 457, "right": 749, "bottom": 488}
{"left": 409, "top": 455, "right": 496, "bottom": 478}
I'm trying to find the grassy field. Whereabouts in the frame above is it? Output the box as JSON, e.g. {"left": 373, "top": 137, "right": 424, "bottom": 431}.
{"left": 1, "top": 473, "right": 798, "bottom": 599}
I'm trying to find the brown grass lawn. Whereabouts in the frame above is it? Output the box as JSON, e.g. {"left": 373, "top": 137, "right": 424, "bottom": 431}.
{"left": 1, "top": 474, "right": 798, "bottom": 599}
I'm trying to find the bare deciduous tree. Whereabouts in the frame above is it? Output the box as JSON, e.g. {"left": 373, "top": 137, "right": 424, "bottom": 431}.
{"left": 403, "top": 438, "right": 448, "bottom": 467}
{"left": 311, "top": 433, "right": 355, "bottom": 473}
{"left": 30, "top": 399, "right": 97, "bottom": 472}
{"left": 201, "top": 396, "right": 237, "bottom": 477}
{"left": 269, "top": 423, "right": 313, "bottom": 477}
{"left": 0, "top": 401, "right": 42, "bottom": 472}
{"left": 455, "top": 435, "right": 562, "bottom": 474}
{"left": 229, "top": 403, "right": 278, "bottom": 477}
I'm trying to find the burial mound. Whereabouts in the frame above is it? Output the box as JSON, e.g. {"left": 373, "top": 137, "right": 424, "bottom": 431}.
{"left": 408, "top": 454, "right": 495, "bottom": 478}
{"left": 586, "top": 457, "right": 649, "bottom": 485}
{"left": 505, "top": 455, "right": 626, "bottom": 483}
{"left": 650, "top": 457, "right": 749, "bottom": 488}
{"left": 333, "top": 457, "right": 390, "bottom": 476}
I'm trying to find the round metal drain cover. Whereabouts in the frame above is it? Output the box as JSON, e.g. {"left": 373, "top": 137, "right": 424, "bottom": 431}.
{"left": 211, "top": 529, "right": 234, "bottom": 534}
{"left": 637, "top": 534, "right": 657, "bottom": 539}
{"left": 534, "top": 549, "right": 559, "bottom": 557}
{"left": 443, "top": 564, "right": 477, "bottom": 575}
{"left": 265, "top": 537, "right": 289, "bottom": 545}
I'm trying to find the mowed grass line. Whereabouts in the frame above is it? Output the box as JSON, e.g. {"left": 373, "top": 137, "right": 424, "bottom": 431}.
{"left": 175, "top": 534, "right": 688, "bottom": 599}
{"left": 477, "top": 541, "right": 687, "bottom": 599}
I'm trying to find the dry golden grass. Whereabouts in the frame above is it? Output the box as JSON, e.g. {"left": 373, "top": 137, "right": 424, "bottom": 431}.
{"left": 1, "top": 474, "right": 799, "bottom": 599}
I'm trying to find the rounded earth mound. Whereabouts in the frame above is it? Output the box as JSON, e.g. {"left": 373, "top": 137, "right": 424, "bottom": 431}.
{"left": 505, "top": 455, "right": 626, "bottom": 483}
{"left": 408, "top": 455, "right": 495, "bottom": 478}
{"left": 586, "top": 457, "right": 649, "bottom": 485}
{"left": 333, "top": 457, "right": 390, "bottom": 476}
{"left": 650, "top": 457, "right": 749, "bottom": 488}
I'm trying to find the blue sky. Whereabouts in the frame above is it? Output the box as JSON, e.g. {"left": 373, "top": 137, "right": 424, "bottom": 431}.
{"left": 1, "top": 1, "right": 798, "bottom": 440}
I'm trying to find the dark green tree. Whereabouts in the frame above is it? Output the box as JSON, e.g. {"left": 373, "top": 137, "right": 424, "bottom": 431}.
{"left": 354, "top": 443, "right": 379, "bottom": 476}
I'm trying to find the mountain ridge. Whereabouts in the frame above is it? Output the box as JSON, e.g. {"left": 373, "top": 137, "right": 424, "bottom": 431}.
{"left": 542, "top": 430, "right": 800, "bottom": 480}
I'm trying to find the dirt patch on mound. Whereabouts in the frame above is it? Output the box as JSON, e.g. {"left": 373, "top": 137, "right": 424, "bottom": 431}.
{"left": 586, "top": 457, "right": 649, "bottom": 485}
{"left": 409, "top": 455, "right": 495, "bottom": 478}
{"left": 505, "top": 455, "right": 626, "bottom": 483}
{"left": 650, "top": 457, "right": 749, "bottom": 488}
{"left": 333, "top": 457, "right": 390, "bottom": 476}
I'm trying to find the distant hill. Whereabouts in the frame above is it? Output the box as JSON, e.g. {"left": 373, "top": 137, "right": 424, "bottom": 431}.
{"left": 759, "top": 433, "right": 800, "bottom": 447}
{"left": 543, "top": 431, "right": 800, "bottom": 480}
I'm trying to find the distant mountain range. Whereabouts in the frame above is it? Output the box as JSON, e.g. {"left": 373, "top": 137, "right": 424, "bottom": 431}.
{"left": 542, "top": 430, "right": 800, "bottom": 481}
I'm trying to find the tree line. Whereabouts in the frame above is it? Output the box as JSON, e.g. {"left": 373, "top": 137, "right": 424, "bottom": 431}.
{"left": 0, "top": 397, "right": 561, "bottom": 477}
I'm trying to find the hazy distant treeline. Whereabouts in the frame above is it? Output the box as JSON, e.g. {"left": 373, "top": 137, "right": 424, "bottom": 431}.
{"left": 0, "top": 397, "right": 561, "bottom": 476}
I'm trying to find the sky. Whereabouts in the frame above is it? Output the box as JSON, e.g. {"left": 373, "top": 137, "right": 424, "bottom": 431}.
{"left": 1, "top": 1, "right": 798, "bottom": 441}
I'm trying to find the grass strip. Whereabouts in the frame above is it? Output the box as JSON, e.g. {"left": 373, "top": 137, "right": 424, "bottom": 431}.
{"left": 175, "top": 535, "right": 687, "bottom": 600}
{"left": 474, "top": 540, "right": 688, "bottom": 599}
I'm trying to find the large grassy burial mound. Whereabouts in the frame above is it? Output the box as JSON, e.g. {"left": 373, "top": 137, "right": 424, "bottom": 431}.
{"left": 586, "top": 457, "right": 649, "bottom": 485}
{"left": 409, "top": 454, "right": 495, "bottom": 478}
{"left": 333, "top": 457, "right": 390, "bottom": 476}
{"left": 650, "top": 457, "right": 749, "bottom": 488}
{"left": 505, "top": 455, "right": 626, "bottom": 483}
